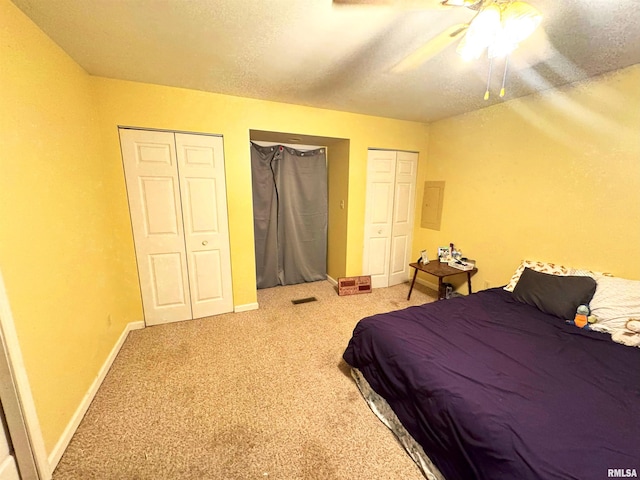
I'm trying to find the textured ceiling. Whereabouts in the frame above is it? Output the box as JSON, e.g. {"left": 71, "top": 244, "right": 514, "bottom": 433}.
{"left": 12, "top": 0, "right": 640, "bottom": 123}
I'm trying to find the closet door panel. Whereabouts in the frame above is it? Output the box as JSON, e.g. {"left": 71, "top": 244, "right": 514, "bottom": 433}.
{"left": 138, "top": 177, "right": 181, "bottom": 234}
{"left": 363, "top": 150, "right": 397, "bottom": 288}
{"left": 148, "top": 253, "right": 189, "bottom": 307}
{"left": 390, "top": 234, "right": 409, "bottom": 276}
{"left": 183, "top": 178, "right": 219, "bottom": 233}
{"left": 120, "top": 129, "right": 192, "bottom": 325}
{"left": 389, "top": 151, "right": 417, "bottom": 287}
{"left": 368, "top": 237, "right": 390, "bottom": 276}
{"left": 389, "top": 152, "right": 418, "bottom": 286}
{"left": 175, "top": 133, "right": 233, "bottom": 319}
{"left": 191, "top": 250, "right": 223, "bottom": 301}
{"left": 363, "top": 150, "right": 418, "bottom": 289}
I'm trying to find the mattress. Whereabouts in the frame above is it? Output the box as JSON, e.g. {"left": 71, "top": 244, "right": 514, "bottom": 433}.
{"left": 350, "top": 367, "right": 444, "bottom": 480}
{"left": 343, "top": 288, "right": 640, "bottom": 480}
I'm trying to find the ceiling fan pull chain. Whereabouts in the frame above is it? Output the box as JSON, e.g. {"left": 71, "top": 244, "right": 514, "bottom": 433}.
{"left": 500, "top": 55, "right": 509, "bottom": 98}
{"left": 484, "top": 57, "right": 494, "bottom": 101}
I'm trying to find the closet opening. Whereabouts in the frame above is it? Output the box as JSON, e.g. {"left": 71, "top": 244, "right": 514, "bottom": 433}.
{"left": 249, "top": 130, "right": 349, "bottom": 290}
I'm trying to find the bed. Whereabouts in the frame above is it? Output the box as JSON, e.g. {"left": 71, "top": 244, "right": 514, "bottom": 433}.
{"left": 343, "top": 267, "right": 640, "bottom": 480}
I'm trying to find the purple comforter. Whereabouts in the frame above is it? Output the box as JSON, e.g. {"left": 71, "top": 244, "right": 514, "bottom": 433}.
{"left": 343, "top": 288, "right": 640, "bottom": 480}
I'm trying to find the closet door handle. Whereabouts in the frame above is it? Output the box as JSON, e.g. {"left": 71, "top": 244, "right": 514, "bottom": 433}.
{"left": 202, "top": 240, "right": 208, "bottom": 246}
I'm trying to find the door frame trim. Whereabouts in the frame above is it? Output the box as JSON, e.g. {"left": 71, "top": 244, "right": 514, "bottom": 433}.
{"left": 0, "top": 270, "right": 50, "bottom": 480}
{"left": 118, "top": 125, "right": 222, "bottom": 138}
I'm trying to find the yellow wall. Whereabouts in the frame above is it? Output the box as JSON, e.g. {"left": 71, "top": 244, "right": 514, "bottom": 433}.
{"left": 0, "top": 0, "right": 141, "bottom": 453}
{"left": 5, "top": 0, "right": 638, "bottom": 462}
{"left": 91, "top": 78, "right": 431, "bottom": 306}
{"left": 413, "top": 64, "right": 640, "bottom": 290}
{"left": 1, "top": 0, "right": 430, "bottom": 457}
{"left": 327, "top": 140, "right": 351, "bottom": 279}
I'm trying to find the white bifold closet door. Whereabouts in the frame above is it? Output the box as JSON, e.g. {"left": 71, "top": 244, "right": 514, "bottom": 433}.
{"left": 120, "top": 128, "right": 233, "bottom": 326}
{"left": 362, "top": 149, "right": 418, "bottom": 289}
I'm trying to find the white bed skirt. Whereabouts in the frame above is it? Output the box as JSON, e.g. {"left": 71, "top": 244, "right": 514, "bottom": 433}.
{"left": 350, "top": 367, "right": 446, "bottom": 480}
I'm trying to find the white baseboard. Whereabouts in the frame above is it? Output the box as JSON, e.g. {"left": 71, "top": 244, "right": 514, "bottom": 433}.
{"left": 234, "top": 302, "right": 259, "bottom": 313}
{"left": 326, "top": 275, "right": 338, "bottom": 286}
{"left": 48, "top": 320, "right": 144, "bottom": 470}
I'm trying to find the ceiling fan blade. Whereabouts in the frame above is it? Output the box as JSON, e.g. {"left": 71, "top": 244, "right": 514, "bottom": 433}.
{"left": 441, "top": 0, "right": 484, "bottom": 8}
{"left": 391, "top": 23, "right": 468, "bottom": 73}
{"left": 333, "top": 0, "right": 447, "bottom": 9}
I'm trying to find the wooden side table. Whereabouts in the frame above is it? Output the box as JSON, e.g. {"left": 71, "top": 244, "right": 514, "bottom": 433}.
{"left": 407, "top": 261, "right": 478, "bottom": 300}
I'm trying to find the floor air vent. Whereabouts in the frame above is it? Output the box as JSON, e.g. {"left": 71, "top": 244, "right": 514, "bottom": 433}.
{"left": 291, "top": 297, "right": 317, "bottom": 305}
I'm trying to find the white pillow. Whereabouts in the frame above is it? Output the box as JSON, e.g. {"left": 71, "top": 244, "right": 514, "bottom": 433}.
{"left": 589, "top": 276, "right": 640, "bottom": 333}
{"left": 504, "top": 260, "right": 571, "bottom": 292}
{"left": 571, "top": 268, "right": 613, "bottom": 278}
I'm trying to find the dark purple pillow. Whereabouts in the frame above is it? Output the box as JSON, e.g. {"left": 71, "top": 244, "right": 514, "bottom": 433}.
{"left": 512, "top": 267, "right": 597, "bottom": 319}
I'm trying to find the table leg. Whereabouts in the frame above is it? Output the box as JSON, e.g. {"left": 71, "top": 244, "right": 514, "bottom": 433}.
{"left": 467, "top": 272, "right": 472, "bottom": 295}
{"left": 407, "top": 267, "right": 419, "bottom": 300}
{"left": 438, "top": 278, "right": 444, "bottom": 300}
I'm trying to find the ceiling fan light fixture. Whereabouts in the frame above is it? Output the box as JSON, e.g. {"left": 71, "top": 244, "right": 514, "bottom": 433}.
{"left": 488, "top": 29, "right": 517, "bottom": 58}
{"left": 441, "top": 0, "right": 481, "bottom": 6}
{"left": 456, "top": 4, "right": 501, "bottom": 61}
{"left": 457, "top": 0, "right": 542, "bottom": 61}
{"left": 500, "top": 1, "right": 542, "bottom": 45}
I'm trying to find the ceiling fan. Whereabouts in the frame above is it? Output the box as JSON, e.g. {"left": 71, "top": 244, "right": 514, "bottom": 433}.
{"left": 334, "top": 0, "right": 543, "bottom": 96}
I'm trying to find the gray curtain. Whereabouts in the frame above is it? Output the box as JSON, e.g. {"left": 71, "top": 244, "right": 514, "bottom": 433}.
{"left": 251, "top": 143, "right": 327, "bottom": 289}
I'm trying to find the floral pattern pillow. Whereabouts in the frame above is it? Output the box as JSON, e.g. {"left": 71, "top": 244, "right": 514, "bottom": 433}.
{"left": 504, "top": 260, "right": 571, "bottom": 292}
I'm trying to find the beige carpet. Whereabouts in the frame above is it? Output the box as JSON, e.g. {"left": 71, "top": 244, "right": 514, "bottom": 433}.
{"left": 53, "top": 280, "right": 437, "bottom": 479}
